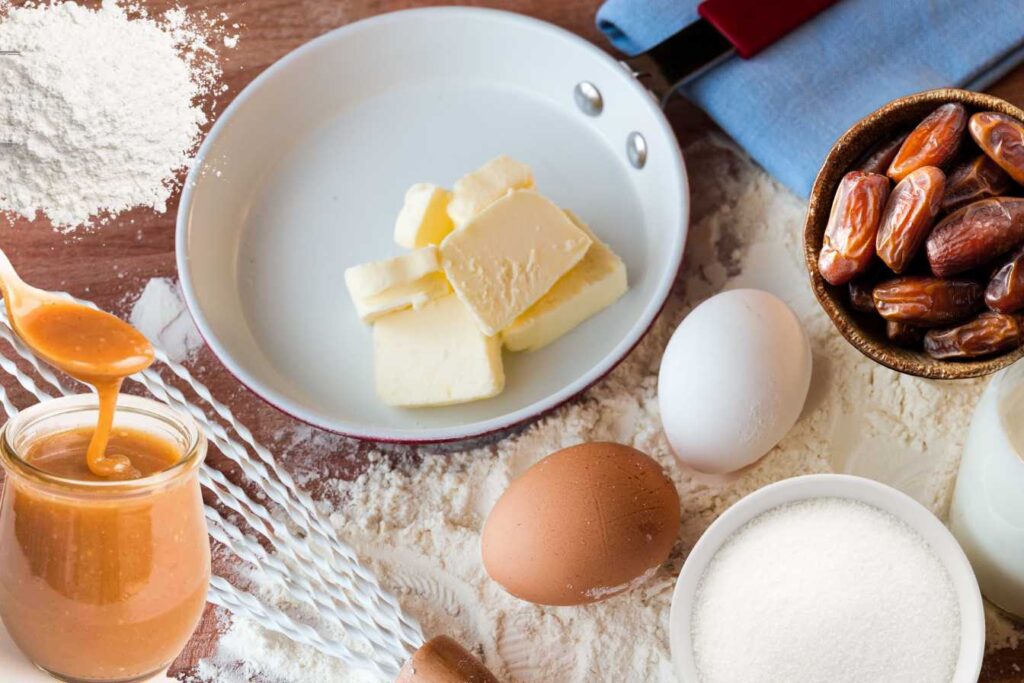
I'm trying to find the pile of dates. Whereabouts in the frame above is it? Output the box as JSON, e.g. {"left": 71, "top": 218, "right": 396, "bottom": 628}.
{"left": 818, "top": 102, "right": 1024, "bottom": 360}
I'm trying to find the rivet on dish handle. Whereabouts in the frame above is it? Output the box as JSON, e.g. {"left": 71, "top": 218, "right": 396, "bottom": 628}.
{"left": 627, "top": 132, "right": 647, "bottom": 169}
{"left": 574, "top": 81, "right": 603, "bottom": 116}
{"left": 396, "top": 635, "right": 500, "bottom": 683}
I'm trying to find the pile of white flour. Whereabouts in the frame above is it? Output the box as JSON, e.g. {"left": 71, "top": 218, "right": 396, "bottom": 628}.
{"left": 0, "top": 0, "right": 229, "bottom": 229}
{"left": 196, "top": 137, "right": 1022, "bottom": 682}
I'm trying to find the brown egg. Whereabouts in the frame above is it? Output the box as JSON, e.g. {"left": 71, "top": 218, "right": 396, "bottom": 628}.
{"left": 481, "top": 442, "right": 680, "bottom": 606}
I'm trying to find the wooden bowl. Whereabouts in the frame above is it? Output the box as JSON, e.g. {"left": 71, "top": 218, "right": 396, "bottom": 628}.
{"left": 804, "top": 88, "right": 1024, "bottom": 379}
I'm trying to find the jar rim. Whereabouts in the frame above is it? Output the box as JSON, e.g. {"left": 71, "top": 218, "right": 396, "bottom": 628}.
{"left": 0, "top": 394, "right": 206, "bottom": 494}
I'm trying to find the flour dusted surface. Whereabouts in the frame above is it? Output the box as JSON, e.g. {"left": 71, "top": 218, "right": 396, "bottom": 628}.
{"left": 0, "top": 0, "right": 230, "bottom": 229}
{"left": 197, "top": 138, "right": 1021, "bottom": 682}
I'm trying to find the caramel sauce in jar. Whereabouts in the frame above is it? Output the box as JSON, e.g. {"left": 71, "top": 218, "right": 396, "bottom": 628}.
{"left": 0, "top": 395, "right": 209, "bottom": 682}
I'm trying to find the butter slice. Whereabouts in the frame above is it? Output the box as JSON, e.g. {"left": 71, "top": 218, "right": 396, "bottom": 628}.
{"left": 344, "top": 246, "right": 449, "bottom": 322}
{"left": 373, "top": 294, "right": 504, "bottom": 407}
{"left": 448, "top": 155, "right": 535, "bottom": 226}
{"left": 394, "top": 183, "right": 454, "bottom": 248}
{"left": 503, "top": 211, "right": 627, "bottom": 352}
{"left": 440, "top": 190, "right": 592, "bottom": 336}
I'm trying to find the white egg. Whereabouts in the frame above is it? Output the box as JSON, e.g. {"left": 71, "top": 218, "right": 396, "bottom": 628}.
{"left": 658, "top": 289, "right": 812, "bottom": 474}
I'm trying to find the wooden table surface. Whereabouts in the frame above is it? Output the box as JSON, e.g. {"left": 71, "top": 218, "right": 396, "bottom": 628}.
{"left": 1, "top": 1, "right": 1022, "bottom": 680}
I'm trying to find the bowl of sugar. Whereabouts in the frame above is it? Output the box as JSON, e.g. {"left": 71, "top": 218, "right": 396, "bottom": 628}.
{"left": 669, "top": 474, "right": 984, "bottom": 683}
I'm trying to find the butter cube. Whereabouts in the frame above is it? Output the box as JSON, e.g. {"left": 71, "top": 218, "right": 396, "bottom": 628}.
{"left": 503, "top": 211, "right": 628, "bottom": 352}
{"left": 344, "top": 246, "right": 450, "bottom": 322}
{"left": 448, "top": 155, "right": 535, "bottom": 226}
{"left": 373, "top": 294, "right": 504, "bottom": 407}
{"left": 440, "top": 190, "right": 592, "bottom": 336}
{"left": 394, "top": 183, "right": 454, "bottom": 248}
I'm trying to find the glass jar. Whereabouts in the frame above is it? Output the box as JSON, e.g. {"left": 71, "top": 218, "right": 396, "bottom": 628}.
{"left": 949, "top": 359, "right": 1024, "bottom": 620}
{"left": 0, "top": 394, "right": 210, "bottom": 682}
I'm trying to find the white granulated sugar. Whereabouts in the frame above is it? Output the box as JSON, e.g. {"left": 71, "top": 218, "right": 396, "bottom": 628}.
{"left": 0, "top": 0, "right": 231, "bottom": 230}
{"left": 691, "top": 498, "right": 960, "bottom": 683}
{"left": 129, "top": 277, "right": 203, "bottom": 363}
{"left": 197, "top": 137, "right": 1022, "bottom": 681}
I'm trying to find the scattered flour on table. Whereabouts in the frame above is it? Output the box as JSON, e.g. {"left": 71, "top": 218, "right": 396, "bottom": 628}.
{"left": 196, "top": 137, "right": 1022, "bottom": 682}
{"left": 0, "top": 0, "right": 233, "bottom": 230}
{"left": 129, "top": 277, "right": 203, "bottom": 364}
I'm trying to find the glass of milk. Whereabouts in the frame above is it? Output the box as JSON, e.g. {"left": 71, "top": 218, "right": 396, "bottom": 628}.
{"left": 950, "top": 359, "right": 1024, "bottom": 620}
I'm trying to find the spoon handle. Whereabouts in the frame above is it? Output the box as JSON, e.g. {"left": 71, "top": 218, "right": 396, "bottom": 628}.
{"left": 0, "top": 248, "right": 23, "bottom": 288}
{"left": 0, "top": 247, "right": 33, "bottom": 317}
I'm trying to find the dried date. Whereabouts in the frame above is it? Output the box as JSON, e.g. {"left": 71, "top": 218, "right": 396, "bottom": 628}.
{"left": 858, "top": 133, "right": 908, "bottom": 175}
{"left": 888, "top": 103, "right": 967, "bottom": 181}
{"left": 924, "top": 312, "right": 1023, "bottom": 360}
{"left": 926, "top": 197, "right": 1024, "bottom": 277}
{"left": 876, "top": 166, "right": 944, "bottom": 273}
{"left": 940, "top": 154, "right": 1013, "bottom": 214}
{"left": 849, "top": 279, "right": 877, "bottom": 313}
{"left": 968, "top": 111, "right": 1024, "bottom": 185}
{"left": 886, "top": 321, "right": 924, "bottom": 347}
{"left": 873, "top": 277, "right": 983, "bottom": 326}
{"left": 818, "top": 171, "right": 890, "bottom": 285}
{"left": 985, "top": 246, "right": 1024, "bottom": 313}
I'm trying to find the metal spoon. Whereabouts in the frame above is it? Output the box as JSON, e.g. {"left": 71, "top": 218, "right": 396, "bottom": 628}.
{"left": 0, "top": 247, "right": 154, "bottom": 478}
{"left": 0, "top": 247, "right": 153, "bottom": 381}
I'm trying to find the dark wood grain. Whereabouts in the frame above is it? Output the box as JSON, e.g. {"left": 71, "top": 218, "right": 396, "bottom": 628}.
{"left": 0, "top": 1, "right": 1020, "bottom": 680}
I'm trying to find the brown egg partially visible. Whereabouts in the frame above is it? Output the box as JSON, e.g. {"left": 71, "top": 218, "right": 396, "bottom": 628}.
{"left": 481, "top": 442, "right": 680, "bottom": 606}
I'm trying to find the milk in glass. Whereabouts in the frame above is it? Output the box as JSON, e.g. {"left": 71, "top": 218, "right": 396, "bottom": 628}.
{"left": 950, "top": 359, "right": 1024, "bottom": 618}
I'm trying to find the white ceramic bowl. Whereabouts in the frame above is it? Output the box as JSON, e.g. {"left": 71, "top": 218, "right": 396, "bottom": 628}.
{"left": 669, "top": 474, "right": 985, "bottom": 683}
{"left": 176, "top": 7, "right": 688, "bottom": 442}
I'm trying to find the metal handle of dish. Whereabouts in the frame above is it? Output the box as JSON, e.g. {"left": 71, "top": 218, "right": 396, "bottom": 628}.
{"left": 397, "top": 636, "right": 500, "bottom": 683}
{"left": 622, "top": 0, "right": 837, "bottom": 106}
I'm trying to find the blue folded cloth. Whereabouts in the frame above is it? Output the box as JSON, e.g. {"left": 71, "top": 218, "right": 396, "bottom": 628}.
{"left": 597, "top": 0, "right": 1024, "bottom": 197}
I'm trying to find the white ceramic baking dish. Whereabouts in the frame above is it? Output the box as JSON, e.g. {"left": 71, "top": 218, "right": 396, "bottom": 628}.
{"left": 176, "top": 7, "right": 688, "bottom": 442}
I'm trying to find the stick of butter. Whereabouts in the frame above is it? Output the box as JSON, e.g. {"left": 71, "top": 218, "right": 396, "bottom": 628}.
{"left": 440, "top": 190, "right": 592, "bottom": 336}
{"left": 447, "top": 155, "right": 534, "bottom": 226}
{"left": 373, "top": 294, "right": 504, "bottom": 407}
{"left": 344, "top": 246, "right": 450, "bottom": 322}
{"left": 503, "top": 211, "right": 627, "bottom": 352}
{"left": 394, "top": 183, "right": 454, "bottom": 249}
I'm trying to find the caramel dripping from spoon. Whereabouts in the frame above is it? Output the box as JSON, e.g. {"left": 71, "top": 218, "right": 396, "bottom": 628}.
{"left": 0, "top": 248, "right": 154, "bottom": 478}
